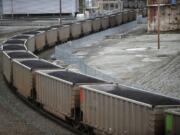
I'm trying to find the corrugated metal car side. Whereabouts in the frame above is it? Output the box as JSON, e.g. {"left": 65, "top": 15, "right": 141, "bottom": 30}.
{"left": 25, "top": 35, "right": 36, "bottom": 52}
{"left": 12, "top": 59, "right": 37, "bottom": 97}
{"left": 2, "top": 51, "right": 37, "bottom": 84}
{"left": 92, "top": 18, "right": 101, "bottom": 32}
{"left": 128, "top": 11, "right": 135, "bottom": 22}
{"left": 127, "top": 11, "right": 131, "bottom": 22}
{"left": 123, "top": 11, "right": 128, "bottom": 23}
{"left": 127, "top": 11, "right": 132, "bottom": 22}
{"left": 35, "top": 71, "right": 75, "bottom": 119}
{"left": 58, "top": 25, "right": 70, "bottom": 42}
{"left": 80, "top": 87, "right": 151, "bottom": 135}
{"left": 70, "top": 22, "right": 82, "bottom": 39}
{"left": 12, "top": 59, "right": 62, "bottom": 98}
{"left": 2, "top": 51, "right": 12, "bottom": 83}
{"left": 109, "top": 15, "right": 117, "bottom": 27}
{"left": 132, "top": 11, "right": 136, "bottom": 21}
{"left": 35, "top": 31, "right": 46, "bottom": 51}
{"left": 46, "top": 28, "right": 58, "bottom": 47}
{"left": 115, "top": 13, "right": 123, "bottom": 25}
{"left": 80, "top": 86, "right": 180, "bottom": 135}
{"left": 81, "top": 20, "right": 92, "bottom": 35}
{"left": 101, "top": 16, "right": 109, "bottom": 30}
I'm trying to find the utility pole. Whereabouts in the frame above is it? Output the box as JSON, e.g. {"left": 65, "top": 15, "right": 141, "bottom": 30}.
{"left": 157, "top": 0, "right": 160, "bottom": 49}
{"left": 11, "top": 0, "right": 14, "bottom": 19}
{"left": 82, "top": 0, "right": 85, "bottom": 14}
{"left": 59, "top": 0, "right": 62, "bottom": 26}
{"left": 108, "top": 0, "right": 110, "bottom": 12}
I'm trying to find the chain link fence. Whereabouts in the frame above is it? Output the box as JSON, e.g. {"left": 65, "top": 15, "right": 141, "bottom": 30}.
{"left": 54, "top": 20, "right": 142, "bottom": 83}
{"left": 55, "top": 45, "right": 118, "bottom": 83}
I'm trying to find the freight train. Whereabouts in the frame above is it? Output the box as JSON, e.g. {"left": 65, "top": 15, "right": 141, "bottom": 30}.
{"left": 1, "top": 9, "right": 179, "bottom": 135}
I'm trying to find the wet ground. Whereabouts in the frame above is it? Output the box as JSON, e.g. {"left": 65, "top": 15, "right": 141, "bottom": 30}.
{"left": 54, "top": 18, "right": 180, "bottom": 99}
{"left": 54, "top": 18, "right": 147, "bottom": 82}
{"left": 0, "top": 19, "right": 75, "bottom": 135}
{"left": 71, "top": 24, "right": 180, "bottom": 99}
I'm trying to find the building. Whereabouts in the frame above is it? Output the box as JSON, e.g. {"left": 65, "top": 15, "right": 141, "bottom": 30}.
{"left": 0, "top": 0, "right": 2, "bottom": 16}
{"left": 85, "top": 0, "right": 123, "bottom": 14}
{"left": 147, "top": 0, "right": 180, "bottom": 32}
{"left": 122, "top": 0, "right": 146, "bottom": 8}
{"left": 97, "top": 0, "right": 123, "bottom": 13}
{"left": 0, "top": 0, "right": 79, "bottom": 15}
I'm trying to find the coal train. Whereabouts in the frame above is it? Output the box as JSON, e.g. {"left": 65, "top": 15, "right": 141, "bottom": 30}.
{"left": 1, "top": 9, "right": 180, "bottom": 135}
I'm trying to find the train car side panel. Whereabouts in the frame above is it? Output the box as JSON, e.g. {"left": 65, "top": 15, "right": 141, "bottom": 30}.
{"left": 80, "top": 87, "right": 150, "bottom": 135}
{"left": 101, "top": 16, "right": 109, "bottom": 30}
{"left": 109, "top": 15, "right": 117, "bottom": 27}
{"left": 92, "top": 18, "right": 101, "bottom": 32}
{"left": 58, "top": 25, "right": 70, "bottom": 42}
{"left": 25, "top": 36, "right": 36, "bottom": 53}
{"left": 35, "top": 32, "right": 46, "bottom": 51}
{"left": 123, "top": 11, "right": 128, "bottom": 23}
{"left": 12, "top": 60, "right": 33, "bottom": 97}
{"left": 71, "top": 22, "right": 82, "bottom": 39}
{"left": 35, "top": 71, "right": 75, "bottom": 119}
{"left": 2, "top": 52, "right": 11, "bottom": 83}
{"left": 81, "top": 20, "right": 92, "bottom": 35}
{"left": 46, "top": 28, "right": 58, "bottom": 47}
{"left": 115, "top": 13, "right": 123, "bottom": 25}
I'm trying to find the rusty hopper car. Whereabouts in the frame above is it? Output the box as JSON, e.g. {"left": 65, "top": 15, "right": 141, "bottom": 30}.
{"left": 127, "top": 11, "right": 132, "bottom": 22}
{"left": 81, "top": 19, "right": 92, "bottom": 35}
{"left": 132, "top": 10, "right": 136, "bottom": 21}
{"left": 11, "top": 35, "right": 35, "bottom": 52}
{"left": 58, "top": 25, "right": 70, "bottom": 42}
{"left": 101, "top": 16, "right": 110, "bottom": 30}
{"left": 165, "top": 109, "right": 180, "bottom": 135}
{"left": 70, "top": 22, "right": 82, "bottom": 39}
{"left": 23, "top": 31, "right": 46, "bottom": 51}
{"left": 38, "top": 27, "right": 58, "bottom": 47}
{"left": 2, "top": 51, "right": 38, "bottom": 83}
{"left": 115, "top": 12, "right": 123, "bottom": 25}
{"left": 12, "top": 59, "right": 62, "bottom": 98}
{"left": 122, "top": 11, "right": 128, "bottom": 23}
{"left": 2, "top": 44, "right": 27, "bottom": 51}
{"left": 35, "top": 70, "right": 106, "bottom": 121}
{"left": 92, "top": 18, "right": 101, "bottom": 32}
{"left": 128, "top": 10, "right": 136, "bottom": 22}
{"left": 109, "top": 14, "right": 117, "bottom": 27}
{"left": 79, "top": 84, "right": 180, "bottom": 135}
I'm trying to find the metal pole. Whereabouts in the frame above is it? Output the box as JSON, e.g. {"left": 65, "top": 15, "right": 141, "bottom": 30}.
{"left": 11, "top": 0, "right": 14, "bottom": 19}
{"left": 83, "top": 0, "right": 85, "bottom": 14}
{"left": 108, "top": 0, "right": 110, "bottom": 11}
{"left": 59, "top": 0, "right": 62, "bottom": 26}
{"left": 157, "top": 0, "right": 160, "bottom": 49}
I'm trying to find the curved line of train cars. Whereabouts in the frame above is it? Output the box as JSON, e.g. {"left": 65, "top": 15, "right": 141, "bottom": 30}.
{"left": 1, "top": 9, "right": 179, "bottom": 135}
